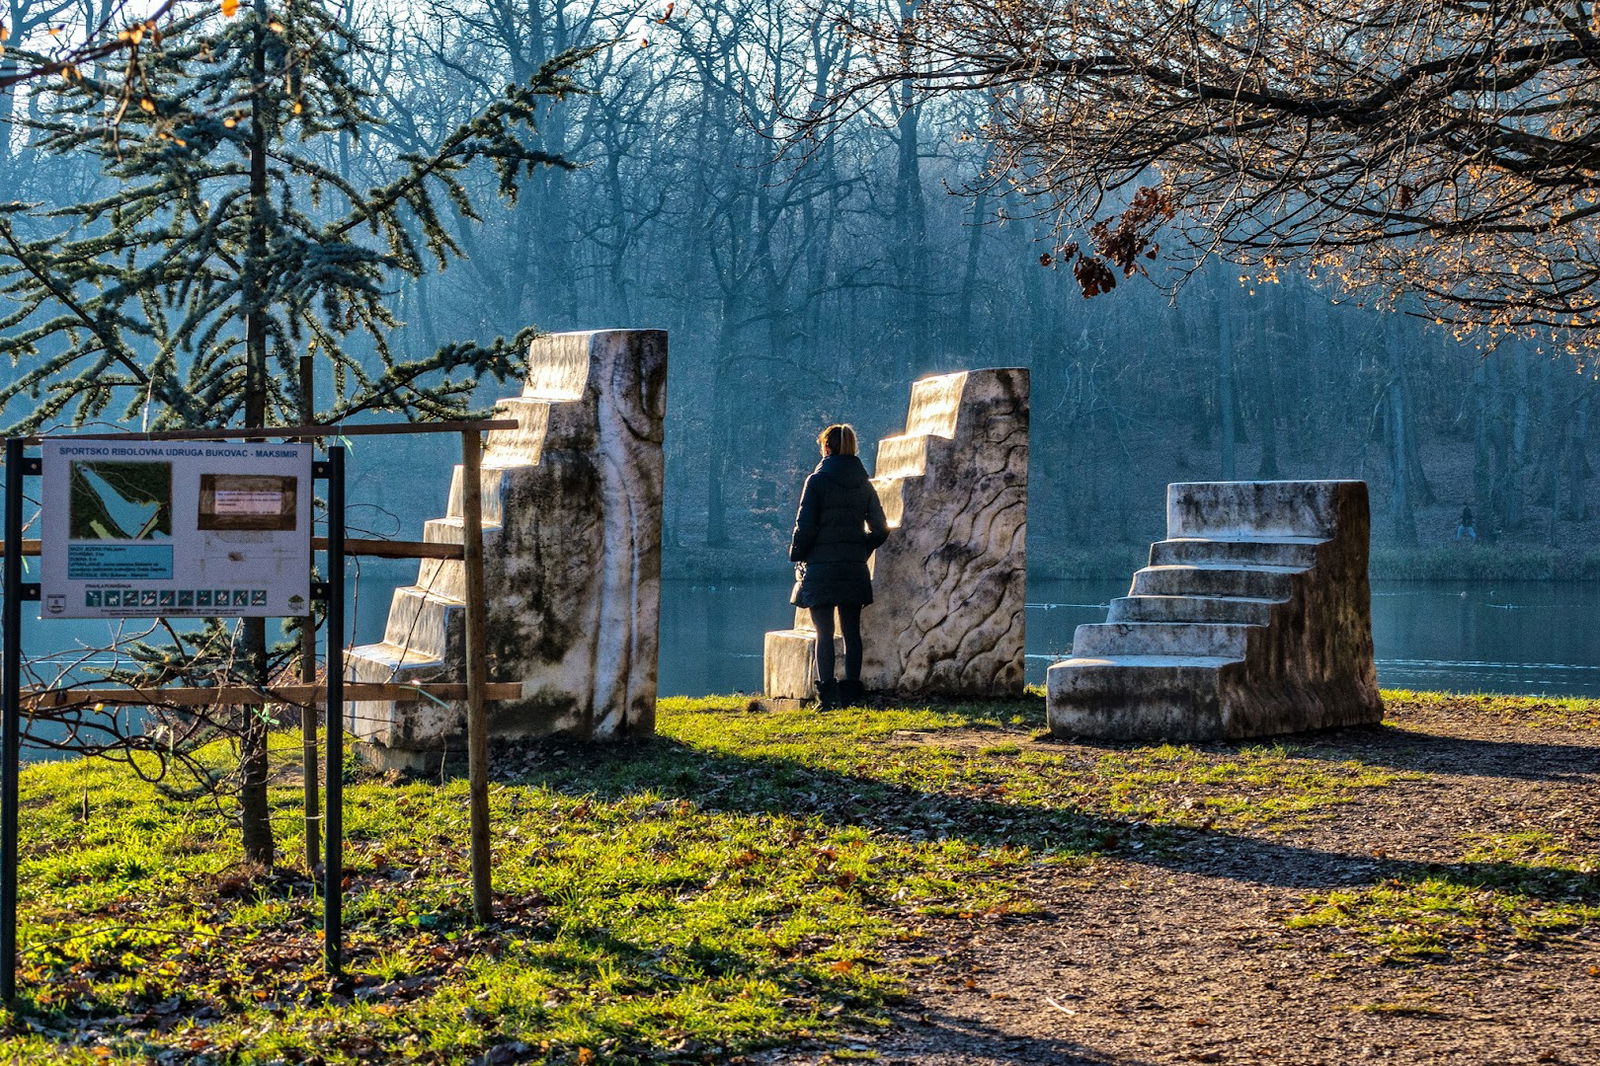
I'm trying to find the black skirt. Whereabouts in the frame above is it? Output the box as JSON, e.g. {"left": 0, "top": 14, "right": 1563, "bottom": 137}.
{"left": 791, "top": 559, "right": 874, "bottom": 608}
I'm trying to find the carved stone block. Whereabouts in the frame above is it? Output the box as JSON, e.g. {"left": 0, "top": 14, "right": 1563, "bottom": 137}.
{"left": 347, "top": 329, "right": 667, "bottom": 767}
{"left": 1048, "top": 480, "right": 1383, "bottom": 740}
{"left": 765, "top": 368, "right": 1029, "bottom": 699}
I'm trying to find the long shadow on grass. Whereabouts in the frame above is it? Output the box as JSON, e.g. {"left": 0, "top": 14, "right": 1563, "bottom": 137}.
{"left": 503, "top": 735, "right": 1600, "bottom": 902}
{"left": 1287, "top": 724, "right": 1600, "bottom": 782}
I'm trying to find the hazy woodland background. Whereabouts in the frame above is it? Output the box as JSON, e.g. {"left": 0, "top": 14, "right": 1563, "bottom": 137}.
{"left": 4, "top": 0, "right": 1598, "bottom": 583}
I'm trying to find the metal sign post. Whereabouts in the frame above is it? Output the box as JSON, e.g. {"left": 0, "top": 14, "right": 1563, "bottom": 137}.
{"left": 323, "top": 445, "right": 345, "bottom": 973}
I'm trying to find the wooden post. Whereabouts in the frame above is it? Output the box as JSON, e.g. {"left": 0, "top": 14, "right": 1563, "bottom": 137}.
{"left": 460, "top": 429, "right": 493, "bottom": 923}
{"left": 299, "top": 355, "right": 320, "bottom": 870}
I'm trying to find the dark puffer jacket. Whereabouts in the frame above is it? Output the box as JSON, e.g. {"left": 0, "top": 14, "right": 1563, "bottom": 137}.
{"left": 788, "top": 454, "right": 890, "bottom": 607}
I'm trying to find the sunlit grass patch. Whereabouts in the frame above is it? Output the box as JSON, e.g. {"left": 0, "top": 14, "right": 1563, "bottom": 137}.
{"left": 1286, "top": 832, "right": 1600, "bottom": 963}
{"left": 657, "top": 697, "right": 1395, "bottom": 836}
{"left": 1460, "top": 828, "right": 1597, "bottom": 869}
{"left": 1382, "top": 690, "right": 1600, "bottom": 731}
{"left": 1077, "top": 744, "right": 1395, "bottom": 829}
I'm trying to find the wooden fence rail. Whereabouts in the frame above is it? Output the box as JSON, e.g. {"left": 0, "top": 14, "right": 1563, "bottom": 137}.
{"left": 21, "top": 681, "right": 521, "bottom": 711}
{"left": 0, "top": 537, "right": 463, "bottom": 561}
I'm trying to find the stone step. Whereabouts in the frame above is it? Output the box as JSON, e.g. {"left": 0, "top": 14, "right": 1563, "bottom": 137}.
{"left": 1108, "top": 595, "right": 1279, "bottom": 625}
{"left": 1072, "top": 621, "right": 1256, "bottom": 658}
{"left": 1167, "top": 480, "right": 1346, "bottom": 540}
{"left": 1130, "top": 564, "right": 1298, "bottom": 600}
{"left": 421, "top": 516, "right": 505, "bottom": 544}
{"left": 1149, "top": 537, "right": 1321, "bottom": 569}
{"left": 874, "top": 434, "right": 930, "bottom": 480}
{"left": 415, "top": 518, "right": 503, "bottom": 600}
{"left": 345, "top": 642, "right": 458, "bottom": 751}
{"left": 414, "top": 557, "right": 465, "bottom": 602}
{"left": 1049, "top": 653, "right": 1237, "bottom": 676}
{"left": 445, "top": 464, "right": 515, "bottom": 525}
{"left": 872, "top": 477, "right": 907, "bottom": 527}
{"left": 1048, "top": 654, "right": 1232, "bottom": 701}
{"left": 764, "top": 627, "right": 846, "bottom": 700}
{"left": 485, "top": 396, "right": 553, "bottom": 464}
{"left": 902, "top": 372, "right": 966, "bottom": 437}
{"left": 345, "top": 640, "right": 445, "bottom": 674}
{"left": 1046, "top": 654, "right": 1234, "bottom": 738}
{"left": 380, "top": 585, "right": 464, "bottom": 662}
{"left": 520, "top": 336, "right": 592, "bottom": 400}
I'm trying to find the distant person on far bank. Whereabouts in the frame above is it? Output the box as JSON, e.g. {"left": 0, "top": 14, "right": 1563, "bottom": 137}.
{"left": 788, "top": 423, "right": 890, "bottom": 710}
{"left": 1456, "top": 504, "right": 1477, "bottom": 540}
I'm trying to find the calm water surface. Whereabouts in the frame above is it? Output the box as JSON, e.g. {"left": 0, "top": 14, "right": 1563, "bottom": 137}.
{"left": 657, "top": 577, "right": 1600, "bottom": 699}
{"left": 20, "top": 573, "right": 1600, "bottom": 711}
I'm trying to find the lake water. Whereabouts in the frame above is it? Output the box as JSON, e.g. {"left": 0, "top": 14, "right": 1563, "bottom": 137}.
{"left": 657, "top": 578, "right": 1600, "bottom": 699}
{"left": 18, "top": 574, "right": 1600, "bottom": 707}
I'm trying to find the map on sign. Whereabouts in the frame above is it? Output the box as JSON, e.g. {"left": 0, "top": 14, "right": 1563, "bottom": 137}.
{"left": 39, "top": 441, "right": 313, "bottom": 619}
{"left": 69, "top": 461, "right": 174, "bottom": 541}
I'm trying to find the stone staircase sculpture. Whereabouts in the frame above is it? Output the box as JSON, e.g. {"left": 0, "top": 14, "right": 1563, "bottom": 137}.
{"left": 347, "top": 329, "right": 667, "bottom": 768}
{"left": 1047, "top": 480, "right": 1382, "bottom": 740}
{"left": 764, "top": 367, "right": 1028, "bottom": 699}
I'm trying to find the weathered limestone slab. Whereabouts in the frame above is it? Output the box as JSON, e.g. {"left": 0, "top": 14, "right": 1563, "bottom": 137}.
{"left": 762, "top": 627, "right": 843, "bottom": 699}
{"left": 764, "top": 368, "right": 1029, "bottom": 699}
{"left": 347, "top": 330, "right": 667, "bottom": 768}
{"left": 1047, "top": 480, "right": 1382, "bottom": 741}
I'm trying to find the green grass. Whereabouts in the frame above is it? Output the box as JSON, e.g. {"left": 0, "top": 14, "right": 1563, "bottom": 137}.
{"left": 0, "top": 692, "right": 1580, "bottom": 1061}
{"left": 1285, "top": 825, "right": 1600, "bottom": 963}
{"left": 1285, "top": 867, "right": 1600, "bottom": 963}
{"left": 1384, "top": 689, "right": 1600, "bottom": 731}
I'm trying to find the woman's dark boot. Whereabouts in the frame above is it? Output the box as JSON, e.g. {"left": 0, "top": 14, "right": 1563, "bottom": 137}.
{"left": 816, "top": 680, "right": 841, "bottom": 710}
{"left": 838, "top": 679, "right": 866, "bottom": 706}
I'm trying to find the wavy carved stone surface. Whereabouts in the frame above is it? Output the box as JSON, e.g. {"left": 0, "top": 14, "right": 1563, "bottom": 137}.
{"left": 1047, "top": 480, "right": 1383, "bottom": 741}
{"left": 347, "top": 329, "right": 667, "bottom": 766}
{"left": 764, "top": 368, "right": 1029, "bottom": 698}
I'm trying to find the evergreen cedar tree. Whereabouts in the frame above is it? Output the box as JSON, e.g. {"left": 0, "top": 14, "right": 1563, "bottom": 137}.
{"left": 0, "top": 0, "right": 586, "bottom": 866}
{"left": 0, "top": 0, "right": 584, "bottom": 433}
{"left": 821, "top": 0, "right": 1600, "bottom": 353}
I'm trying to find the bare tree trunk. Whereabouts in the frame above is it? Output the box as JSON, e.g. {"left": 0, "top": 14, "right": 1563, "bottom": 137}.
{"left": 1254, "top": 328, "right": 1281, "bottom": 479}
{"left": 1559, "top": 393, "right": 1592, "bottom": 521}
{"left": 705, "top": 301, "right": 740, "bottom": 547}
{"left": 1474, "top": 355, "right": 1515, "bottom": 539}
{"left": 893, "top": 0, "right": 930, "bottom": 371}
{"left": 1217, "top": 297, "right": 1236, "bottom": 480}
{"left": 1388, "top": 383, "right": 1416, "bottom": 544}
{"left": 1383, "top": 314, "right": 1418, "bottom": 544}
{"left": 956, "top": 187, "right": 988, "bottom": 356}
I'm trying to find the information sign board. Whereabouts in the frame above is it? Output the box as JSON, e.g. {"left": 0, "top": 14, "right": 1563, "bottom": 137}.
{"left": 38, "top": 440, "right": 313, "bottom": 618}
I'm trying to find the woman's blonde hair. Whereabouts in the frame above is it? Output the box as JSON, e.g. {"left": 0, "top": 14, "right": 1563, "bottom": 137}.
{"left": 818, "top": 423, "right": 858, "bottom": 456}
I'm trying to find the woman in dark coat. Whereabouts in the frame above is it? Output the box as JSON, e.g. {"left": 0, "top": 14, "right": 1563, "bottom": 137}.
{"left": 788, "top": 423, "right": 890, "bottom": 709}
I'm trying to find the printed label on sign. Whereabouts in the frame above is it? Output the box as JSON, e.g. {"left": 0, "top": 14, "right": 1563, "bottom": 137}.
{"left": 67, "top": 543, "right": 175, "bottom": 581}
{"left": 214, "top": 490, "right": 282, "bottom": 515}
